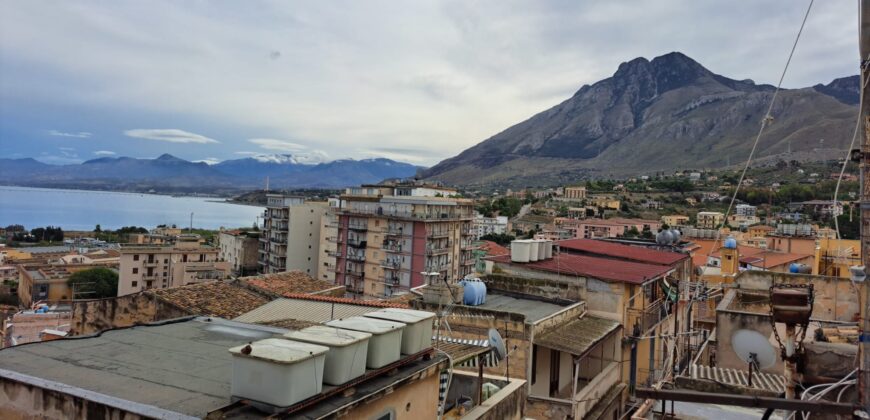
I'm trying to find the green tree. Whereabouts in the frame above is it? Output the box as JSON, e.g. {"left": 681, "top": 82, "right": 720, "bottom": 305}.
{"left": 94, "top": 224, "right": 102, "bottom": 233}
{"left": 481, "top": 232, "right": 516, "bottom": 246}
{"left": 67, "top": 267, "right": 118, "bottom": 299}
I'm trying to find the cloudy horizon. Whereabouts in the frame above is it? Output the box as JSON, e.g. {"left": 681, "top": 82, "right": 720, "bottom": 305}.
{"left": 0, "top": 0, "right": 859, "bottom": 166}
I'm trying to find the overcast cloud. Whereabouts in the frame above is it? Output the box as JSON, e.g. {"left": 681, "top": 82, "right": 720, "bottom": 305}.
{"left": 0, "top": 0, "right": 858, "bottom": 166}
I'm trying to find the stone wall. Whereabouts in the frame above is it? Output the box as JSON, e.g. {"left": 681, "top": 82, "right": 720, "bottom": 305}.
{"left": 69, "top": 293, "right": 190, "bottom": 336}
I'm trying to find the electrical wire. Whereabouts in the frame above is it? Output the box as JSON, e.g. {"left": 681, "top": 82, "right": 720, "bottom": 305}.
{"left": 700, "top": 0, "right": 815, "bottom": 270}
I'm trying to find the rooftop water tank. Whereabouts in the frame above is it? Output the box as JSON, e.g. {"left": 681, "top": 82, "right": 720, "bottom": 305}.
{"left": 511, "top": 240, "right": 531, "bottom": 263}
{"left": 528, "top": 240, "right": 540, "bottom": 262}
{"left": 364, "top": 308, "right": 436, "bottom": 355}
{"left": 461, "top": 279, "right": 487, "bottom": 306}
{"left": 228, "top": 338, "right": 329, "bottom": 407}
{"left": 789, "top": 263, "right": 811, "bottom": 274}
{"left": 544, "top": 240, "right": 553, "bottom": 259}
{"left": 724, "top": 237, "right": 738, "bottom": 249}
{"left": 536, "top": 240, "right": 546, "bottom": 260}
{"left": 283, "top": 326, "right": 370, "bottom": 385}
{"left": 326, "top": 316, "right": 405, "bottom": 368}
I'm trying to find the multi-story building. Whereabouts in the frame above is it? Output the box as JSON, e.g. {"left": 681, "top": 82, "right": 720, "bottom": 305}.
{"left": 734, "top": 204, "right": 757, "bottom": 217}
{"left": 472, "top": 214, "right": 508, "bottom": 239}
{"left": 661, "top": 214, "right": 690, "bottom": 226}
{"left": 316, "top": 199, "right": 340, "bottom": 283}
{"left": 333, "top": 182, "right": 475, "bottom": 297}
{"left": 557, "top": 186, "right": 587, "bottom": 201}
{"left": 575, "top": 218, "right": 662, "bottom": 239}
{"left": 258, "top": 194, "right": 304, "bottom": 273}
{"left": 286, "top": 202, "right": 329, "bottom": 277}
{"left": 218, "top": 230, "right": 259, "bottom": 276}
{"left": 696, "top": 211, "right": 725, "bottom": 229}
{"left": 117, "top": 235, "right": 226, "bottom": 296}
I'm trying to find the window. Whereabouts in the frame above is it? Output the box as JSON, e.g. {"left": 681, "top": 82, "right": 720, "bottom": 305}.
{"left": 132, "top": 268, "right": 138, "bottom": 274}
{"left": 531, "top": 344, "right": 538, "bottom": 385}
{"left": 371, "top": 409, "right": 395, "bottom": 420}
{"left": 133, "top": 254, "right": 140, "bottom": 261}
{"left": 131, "top": 281, "right": 138, "bottom": 287}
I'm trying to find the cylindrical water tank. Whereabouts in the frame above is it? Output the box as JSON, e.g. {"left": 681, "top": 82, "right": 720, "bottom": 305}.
{"left": 536, "top": 240, "right": 546, "bottom": 260}
{"left": 511, "top": 240, "right": 530, "bottom": 263}
{"left": 461, "top": 280, "right": 487, "bottom": 306}
{"left": 789, "top": 263, "right": 811, "bottom": 274}
{"left": 544, "top": 241, "right": 553, "bottom": 259}
{"left": 529, "top": 240, "right": 540, "bottom": 262}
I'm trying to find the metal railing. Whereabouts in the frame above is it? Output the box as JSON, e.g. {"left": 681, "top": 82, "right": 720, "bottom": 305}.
{"left": 341, "top": 207, "right": 473, "bottom": 221}
{"left": 626, "top": 298, "right": 669, "bottom": 334}
{"left": 346, "top": 254, "right": 366, "bottom": 262}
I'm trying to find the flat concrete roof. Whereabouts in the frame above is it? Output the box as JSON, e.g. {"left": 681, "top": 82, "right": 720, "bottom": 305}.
{"left": 476, "top": 293, "right": 569, "bottom": 322}
{"left": 0, "top": 317, "right": 286, "bottom": 418}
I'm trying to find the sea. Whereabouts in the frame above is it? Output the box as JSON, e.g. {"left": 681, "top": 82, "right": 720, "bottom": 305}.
{"left": 0, "top": 186, "right": 264, "bottom": 231}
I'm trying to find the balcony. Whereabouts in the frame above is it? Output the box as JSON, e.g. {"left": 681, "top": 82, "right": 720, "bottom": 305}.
{"left": 382, "top": 242, "right": 406, "bottom": 253}
{"left": 143, "top": 261, "right": 159, "bottom": 267}
{"left": 426, "top": 246, "right": 450, "bottom": 255}
{"left": 460, "top": 242, "right": 477, "bottom": 250}
{"left": 327, "top": 250, "right": 342, "bottom": 258}
{"left": 424, "top": 263, "right": 450, "bottom": 272}
{"left": 348, "top": 222, "right": 368, "bottom": 231}
{"left": 381, "top": 260, "right": 402, "bottom": 270}
{"left": 427, "top": 231, "right": 450, "bottom": 239}
{"left": 384, "top": 227, "right": 409, "bottom": 236}
{"left": 347, "top": 238, "right": 367, "bottom": 248}
{"left": 341, "top": 207, "right": 473, "bottom": 221}
{"left": 346, "top": 254, "right": 366, "bottom": 262}
{"left": 270, "top": 237, "right": 287, "bottom": 244}
{"left": 626, "top": 298, "right": 670, "bottom": 335}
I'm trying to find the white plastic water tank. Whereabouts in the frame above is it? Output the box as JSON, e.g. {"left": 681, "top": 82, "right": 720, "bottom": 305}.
{"left": 228, "top": 338, "right": 329, "bottom": 407}
{"left": 511, "top": 240, "right": 531, "bottom": 263}
{"left": 536, "top": 239, "right": 546, "bottom": 260}
{"left": 284, "top": 326, "right": 371, "bottom": 385}
{"left": 544, "top": 240, "right": 553, "bottom": 259}
{"left": 326, "top": 316, "right": 405, "bottom": 368}
{"left": 529, "top": 240, "right": 540, "bottom": 261}
{"left": 363, "top": 308, "right": 435, "bottom": 354}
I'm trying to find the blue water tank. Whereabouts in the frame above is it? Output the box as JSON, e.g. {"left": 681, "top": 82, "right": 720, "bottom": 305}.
{"left": 724, "top": 237, "right": 738, "bottom": 249}
{"left": 789, "top": 263, "right": 811, "bottom": 274}
{"left": 461, "top": 279, "right": 487, "bottom": 306}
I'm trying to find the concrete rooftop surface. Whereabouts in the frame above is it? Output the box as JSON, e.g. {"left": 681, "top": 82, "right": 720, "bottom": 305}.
{"left": 0, "top": 317, "right": 287, "bottom": 418}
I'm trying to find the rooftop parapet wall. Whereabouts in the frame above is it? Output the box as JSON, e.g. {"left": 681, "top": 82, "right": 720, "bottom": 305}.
{"left": 734, "top": 271, "right": 860, "bottom": 322}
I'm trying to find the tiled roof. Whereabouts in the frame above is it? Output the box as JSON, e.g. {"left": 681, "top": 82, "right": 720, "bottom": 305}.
{"left": 710, "top": 247, "right": 811, "bottom": 269}
{"left": 557, "top": 238, "right": 688, "bottom": 266}
{"left": 149, "top": 281, "right": 272, "bottom": 319}
{"left": 479, "top": 240, "right": 509, "bottom": 256}
{"left": 487, "top": 253, "right": 671, "bottom": 284}
{"left": 240, "top": 271, "right": 340, "bottom": 296}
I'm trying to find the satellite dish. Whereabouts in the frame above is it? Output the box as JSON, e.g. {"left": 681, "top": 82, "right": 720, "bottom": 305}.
{"left": 488, "top": 328, "right": 507, "bottom": 361}
{"left": 731, "top": 329, "right": 777, "bottom": 369}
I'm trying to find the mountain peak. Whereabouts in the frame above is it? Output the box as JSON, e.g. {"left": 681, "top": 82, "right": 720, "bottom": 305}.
{"left": 155, "top": 153, "right": 183, "bottom": 162}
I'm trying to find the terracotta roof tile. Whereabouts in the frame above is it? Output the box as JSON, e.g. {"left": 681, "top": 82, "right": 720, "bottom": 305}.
{"left": 149, "top": 281, "right": 271, "bottom": 319}
{"left": 557, "top": 238, "right": 688, "bottom": 266}
{"left": 240, "top": 271, "right": 339, "bottom": 296}
{"left": 479, "top": 241, "right": 509, "bottom": 257}
{"left": 487, "top": 253, "right": 671, "bottom": 284}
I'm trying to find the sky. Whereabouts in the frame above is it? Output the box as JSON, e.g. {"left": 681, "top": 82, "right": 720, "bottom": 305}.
{"left": 0, "top": 0, "right": 859, "bottom": 167}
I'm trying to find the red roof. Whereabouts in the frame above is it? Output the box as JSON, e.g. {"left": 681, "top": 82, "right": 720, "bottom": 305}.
{"left": 556, "top": 238, "right": 688, "bottom": 266}
{"left": 487, "top": 253, "right": 671, "bottom": 284}
{"left": 479, "top": 240, "right": 509, "bottom": 257}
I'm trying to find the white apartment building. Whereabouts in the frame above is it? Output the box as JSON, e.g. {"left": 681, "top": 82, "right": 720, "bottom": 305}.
{"left": 473, "top": 214, "right": 508, "bottom": 239}
{"left": 218, "top": 230, "right": 259, "bottom": 276}
{"left": 258, "top": 195, "right": 329, "bottom": 277}
{"left": 734, "top": 204, "right": 757, "bottom": 217}
{"left": 316, "top": 199, "right": 340, "bottom": 283}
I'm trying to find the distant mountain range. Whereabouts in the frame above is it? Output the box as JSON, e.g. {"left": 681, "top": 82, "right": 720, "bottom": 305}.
{"left": 0, "top": 154, "right": 421, "bottom": 192}
{"left": 423, "top": 52, "right": 858, "bottom": 187}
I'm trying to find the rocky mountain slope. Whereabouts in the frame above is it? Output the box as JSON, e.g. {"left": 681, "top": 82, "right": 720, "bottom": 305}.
{"left": 423, "top": 52, "right": 857, "bottom": 187}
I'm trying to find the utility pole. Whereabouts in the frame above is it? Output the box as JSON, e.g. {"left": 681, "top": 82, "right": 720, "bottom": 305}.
{"left": 860, "top": 0, "right": 870, "bottom": 412}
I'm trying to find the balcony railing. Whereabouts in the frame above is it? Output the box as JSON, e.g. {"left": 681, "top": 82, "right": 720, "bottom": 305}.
{"left": 346, "top": 254, "right": 366, "bottom": 262}
{"left": 327, "top": 250, "right": 342, "bottom": 258}
{"left": 270, "top": 237, "right": 287, "bottom": 244}
{"left": 424, "top": 263, "right": 451, "bottom": 272}
{"left": 626, "top": 298, "right": 670, "bottom": 335}
{"left": 348, "top": 222, "right": 368, "bottom": 231}
{"left": 428, "top": 231, "right": 450, "bottom": 238}
{"left": 385, "top": 227, "right": 409, "bottom": 236}
{"left": 426, "top": 246, "right": 451, "bottom": 255}
{"left": 381, "top": 260, "right": 402, "bottom": 269}
{"left": 341, "top": 207, "right": 473, "bottom": 221}
{"left": 347, "top": 238, "right": 366, "bottom": 248}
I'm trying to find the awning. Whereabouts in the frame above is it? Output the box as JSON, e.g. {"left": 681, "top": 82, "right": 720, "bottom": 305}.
{"left": 535, "top": 316, "right": 621, "bottom": 356}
